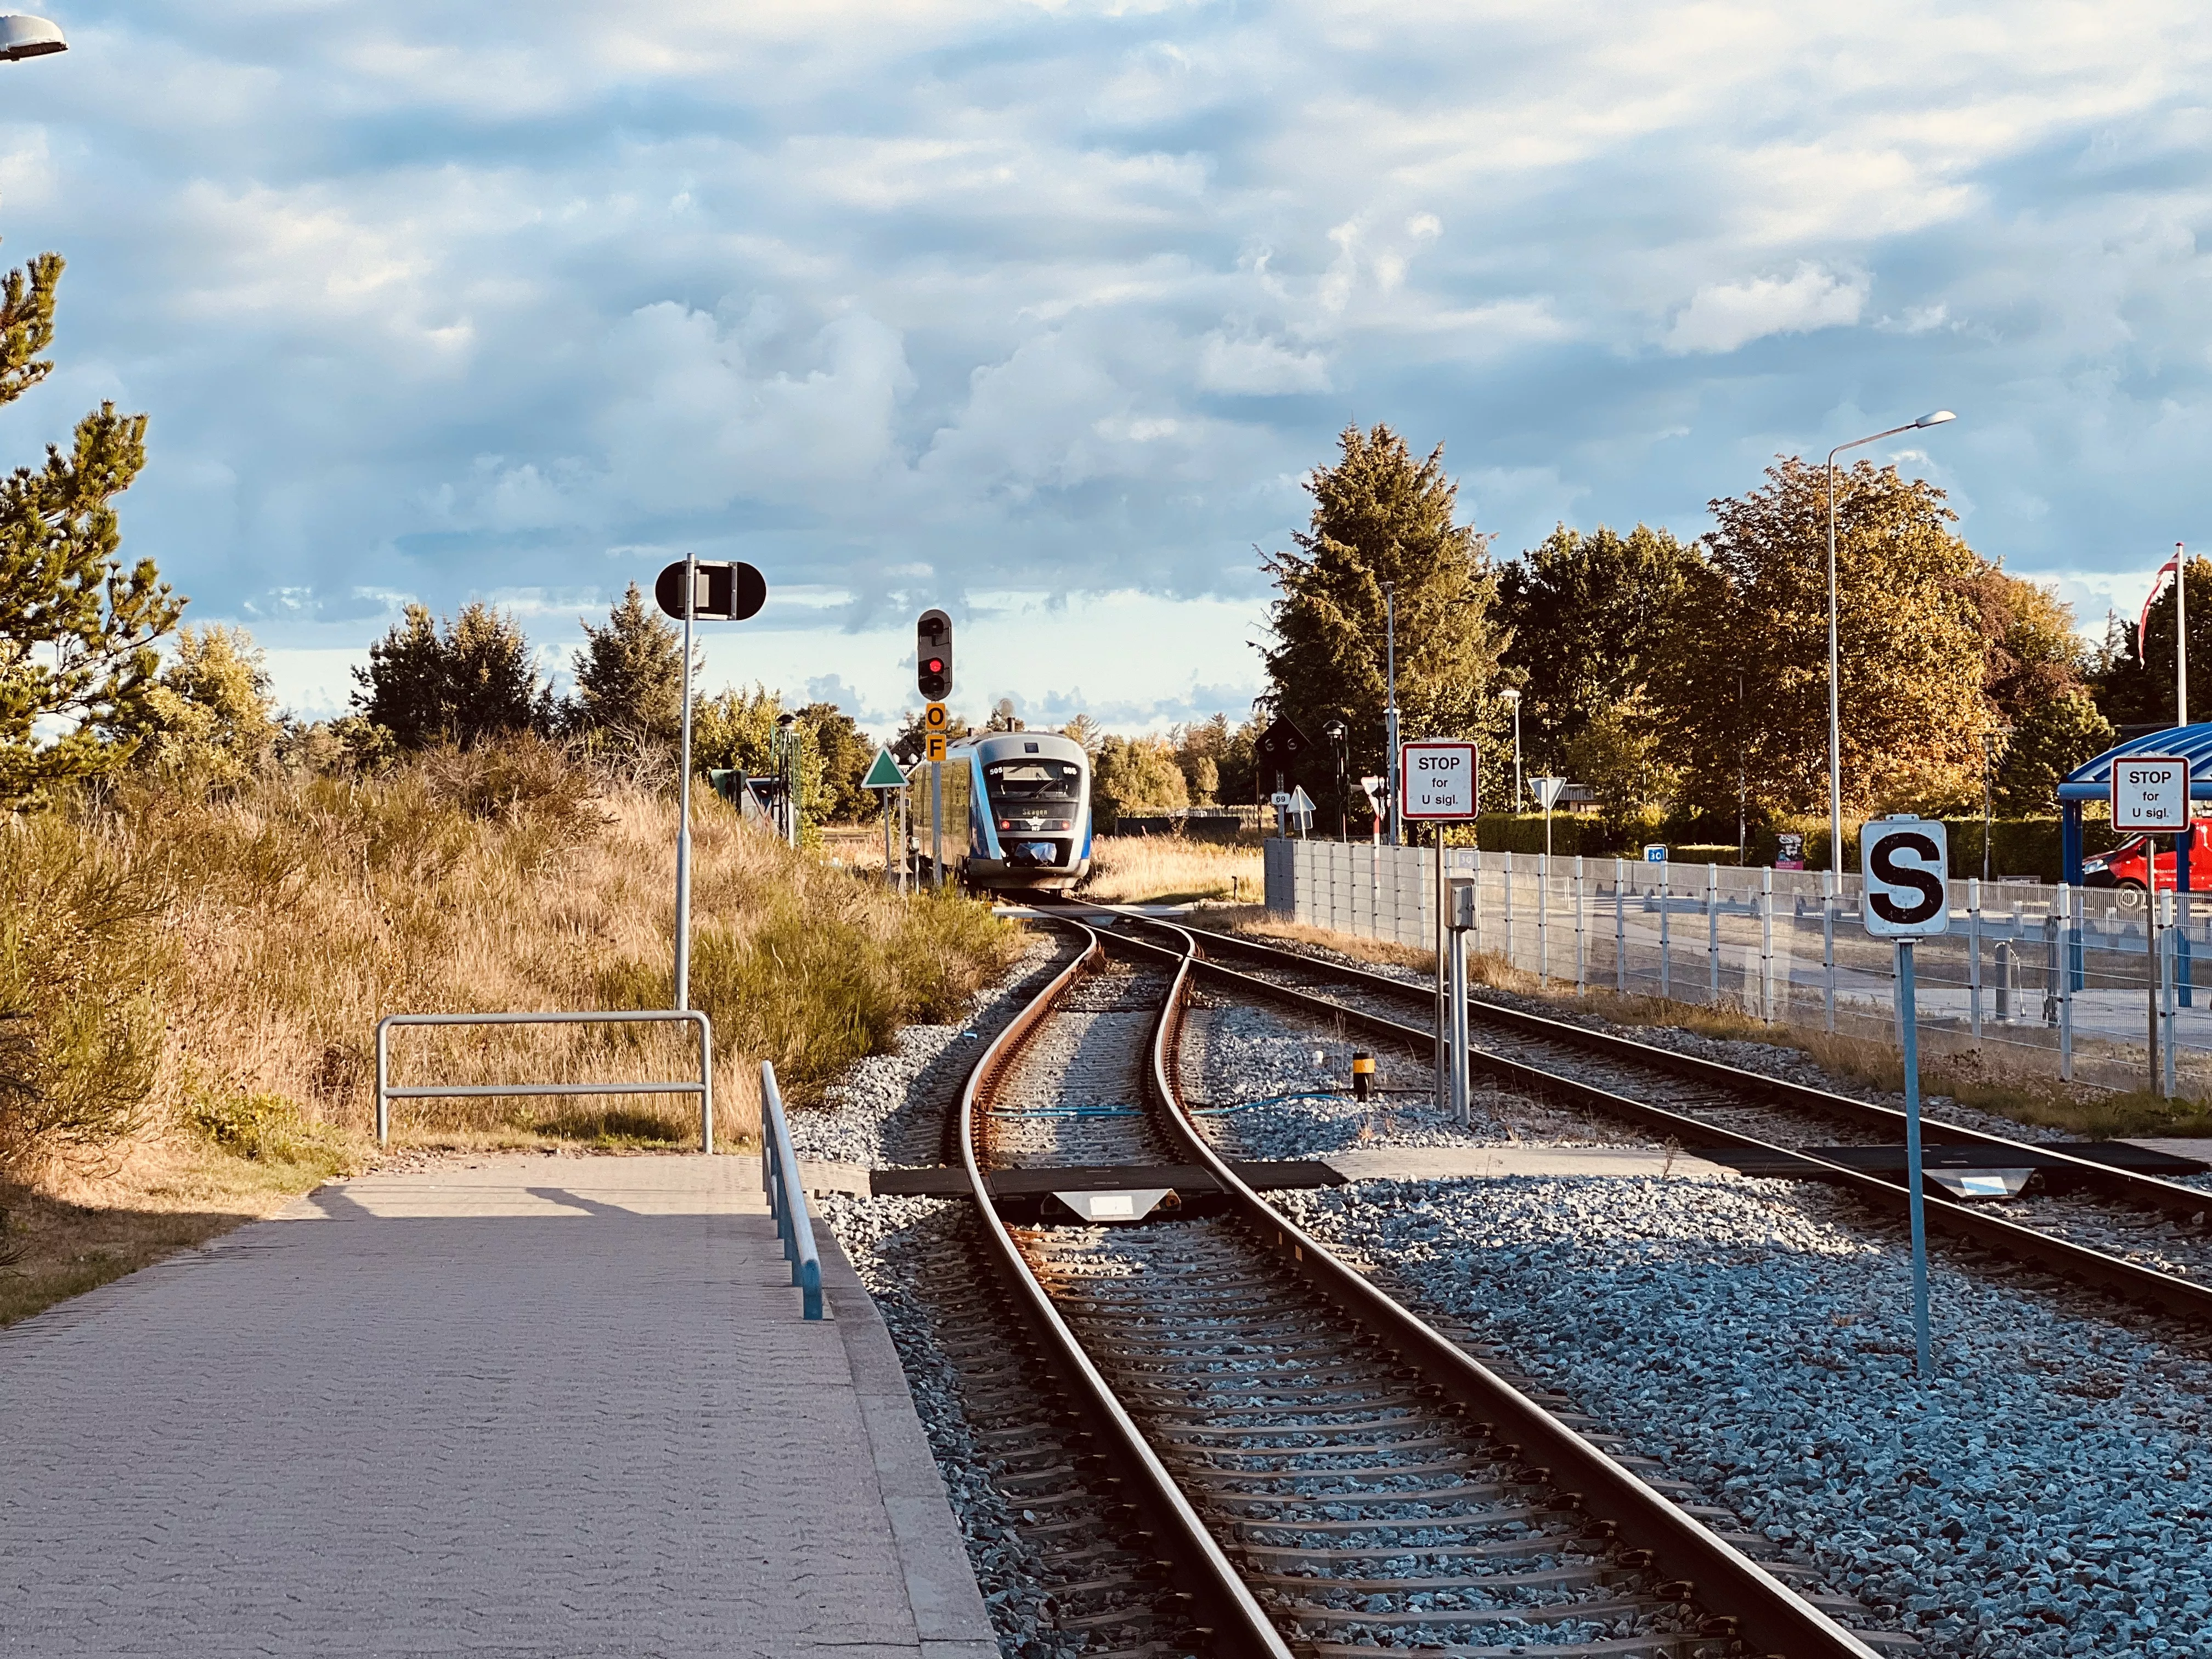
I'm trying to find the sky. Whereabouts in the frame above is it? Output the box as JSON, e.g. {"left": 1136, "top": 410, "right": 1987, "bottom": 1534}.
{"left": 7, "top": 1, "right": 2212, "bottom": 738}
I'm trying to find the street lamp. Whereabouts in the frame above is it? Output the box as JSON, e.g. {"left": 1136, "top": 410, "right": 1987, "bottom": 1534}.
{"left": 0, "top": 15, "right": 65, "bottom": 59}
{"left": 1499, "top": 687, "right": 1522, "bottom": 813}
{"left": 1323, "top": 715, "right": 1348, "bottom": 840}
{"left": 1825, "top": 409, "right": 1956, "bottom": 874}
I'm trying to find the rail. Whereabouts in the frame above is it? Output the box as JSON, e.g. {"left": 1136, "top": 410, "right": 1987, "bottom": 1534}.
{"left": 373, "top": 1010, "right": 714, "bottom": 1150}
{"left": 759, "top": 1062, "right": 824, "bottom": 1320}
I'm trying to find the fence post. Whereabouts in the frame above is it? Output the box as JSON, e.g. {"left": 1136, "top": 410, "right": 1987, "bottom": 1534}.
{"left": 2058, "top": 888, "right": 2075, "bottom": 1081}
{"left": 1822, "top": 871, "right": 1837, "bottom": 1032}
{"left": 1760, "top": 867, "right": 1775, "bottom": 1020}
{"left": 1538, "top": 851, "right": 1550, "bottom": 985}
{"left": 1574, "top": 855, "right": 1587, "bottom": 995}
{"left": 1706, "top": 864, "right": 1720, "bottom": 1005}
{"left": 1967, "top": 877, "right": 1982, "bottom": 1043}
{"left": 1615, "top": 858, "right": 1627, "bottom": 993}
{"left": 1503, "top": 851, "right": 1516, "bottom": 972}
{"left": 1658, "top": 860, "right": 1672, "bottom": 1003}
{"left": 2163, "top": 888, "right": 2179, "bottom": 1098}
{"left": 1471, "top": 847, "right": 1483, "bottom": 960}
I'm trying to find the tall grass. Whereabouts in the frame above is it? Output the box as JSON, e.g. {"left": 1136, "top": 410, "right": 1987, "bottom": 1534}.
{"left": 0, "top": 739, "right": 1019, "bottom": 1180}
{"left": 1081, "top": 834, "right": 1264, "bottom": 904}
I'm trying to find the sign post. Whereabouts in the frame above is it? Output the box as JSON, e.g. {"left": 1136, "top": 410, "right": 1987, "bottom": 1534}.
{"left": 863, "top": 746, "right": 908, "bottom": 890}
{"left": 2113, "top": 754, "right": 2190, "bottom": 1094}
{"left": 1862, "top": 814, "right": 1951, "bottom": 1379}
{"left": 1401, "top": 740, "right": 1481, "bottom": 1113}
{"left": 656, "top": 559, "right": 768, "bottom": 1013}
{"left": 1532, "top": 775, "right": 1566, "bottom": 859}
{"left": 917, "top": 612, "right": 953, "bottom": 890}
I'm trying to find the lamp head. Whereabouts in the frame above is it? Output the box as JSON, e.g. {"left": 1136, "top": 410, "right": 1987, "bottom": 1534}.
{"left": 1914, "top": 409, "right": 1957, "bottom": 428}
{"left": 0, "top": 14, "right": 65, "bottom": 60}
{"left": 1499, "top": 687, "right": 1521, "bottom": 708}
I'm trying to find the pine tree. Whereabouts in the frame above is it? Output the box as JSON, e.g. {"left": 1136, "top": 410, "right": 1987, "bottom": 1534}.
{"left": 352, "top": 602, "right": 550, "bottom": 749}
{"left": 0, "top": 250, "right": 176, "bottom": 806}
{"left": 570, "top": 583, "right": 686, "bottom": 745}
{"left": 1261, "top": 425, "right": 1507, "bottom": 822}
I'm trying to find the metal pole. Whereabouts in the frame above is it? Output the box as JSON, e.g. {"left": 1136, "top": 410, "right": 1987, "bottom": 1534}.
{"left": 1512, "top": 703, "right": 1522, "bottom": 815}
{"left": 675, "top": 549, "right": 697, "bottom": 1011}
{"left": 1573, "top": 855, "right": 1586, "bottom": 995}
{"left": 1537, "top": 851, "right": 1549, "bottom": 985}
{"left": 2149, "top": 848, "right": 2161, "bottom": 1093}
{"left": 2164, "top": 888, "right": 2179, "bottom": 1098}
{"left": 931, "top": 759, "right": 944, "bottom": 889}
{"left": 1822, "top": 870, "right": 1837, "bottom": 1031}
{"left": 1967, "top": 877, "right": 1982, "bottom": 1042}
{"left": 1433, "top": 830, "right": 1447, "bottom": 1111}
{"left": 2180, "top": 542, "right": 2190, "bottom": 729}
{"left": 1898, "top": 940, "right": 1933, "bottom": 1380}
{"left": 375, "top": 1018, "right": 390, "bottom": 1147}
{"left": 1707, "top": 864, "right": 1720, "bottom": 1004}
{"left": 1826, "top": 451, "right": 1845, "bottom": 880}
{"left": 1760, "top": 867, "right": 1775, "bottom": 1020}
{"left": 884, "top": 789, "right": 894, "bottom": 888}
{"left": 1385, "top": 584, "right": 1401, "bottom": 848}
{"left": 2059, "top": 887, "right": 2075, "bottom": 1081}
{"left": 698, "top": 1011, "right": 715, "bottom": 1155}
{"left": 1450, "top": 911, "right": 1470, "bottom": 1126}
{"left": 1658, "top": 860, "right": 1671, "bottom": 1003}
{"left": 1615, "top": 858, "right": 1627, "bottom": 993}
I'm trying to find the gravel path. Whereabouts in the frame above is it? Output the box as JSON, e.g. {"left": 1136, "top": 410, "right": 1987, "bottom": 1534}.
{"left": 1278, "top": 1173, "right": 2212, "bottom": 1658}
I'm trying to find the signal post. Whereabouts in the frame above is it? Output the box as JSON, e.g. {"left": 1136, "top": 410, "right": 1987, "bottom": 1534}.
{"left": 917, "top": 610, "right": 953, "bottom": 889}
{"left": 1400, "top": 740, "right": 1480, "bottom": 1118}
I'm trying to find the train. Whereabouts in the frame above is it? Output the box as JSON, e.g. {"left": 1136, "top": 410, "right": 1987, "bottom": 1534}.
{"left": 930, "top": 731, "right": 1093, "bottom": 895}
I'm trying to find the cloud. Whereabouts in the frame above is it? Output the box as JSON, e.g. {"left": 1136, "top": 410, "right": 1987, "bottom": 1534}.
{"left": 1662, "top": 264, "right": 1871, "bottom": 355}
{"left": 3, "top": 0, "right": 2211, "bottom": 725}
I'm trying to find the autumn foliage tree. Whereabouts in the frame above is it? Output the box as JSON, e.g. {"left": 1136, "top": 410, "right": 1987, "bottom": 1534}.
{"left": 1651, "top": 458, "right": 1995, "bottom": 819}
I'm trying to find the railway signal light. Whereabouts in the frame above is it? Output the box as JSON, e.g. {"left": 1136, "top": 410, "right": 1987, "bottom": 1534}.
{"left": 917, "top": 609, "right": 952, "bottom": 700}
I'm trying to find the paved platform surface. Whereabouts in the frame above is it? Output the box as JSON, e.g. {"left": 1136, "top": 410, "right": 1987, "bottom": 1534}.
{"left": 0, "top": 1154, "right": 994, "bottom": 1659}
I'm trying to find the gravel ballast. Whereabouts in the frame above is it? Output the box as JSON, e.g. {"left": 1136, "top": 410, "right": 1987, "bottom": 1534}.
{"left": 1278, "top": 1172, "right": 2212, "bottom": 1657}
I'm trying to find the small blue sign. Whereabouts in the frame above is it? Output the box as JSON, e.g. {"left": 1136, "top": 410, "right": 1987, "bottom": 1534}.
{"left": 1643, "top": 844, "right": 1666, "bottom": 864}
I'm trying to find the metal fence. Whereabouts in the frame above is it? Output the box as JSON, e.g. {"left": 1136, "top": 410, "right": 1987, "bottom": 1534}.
{"left": 1265, "top": 838, "right": 2212, "bottom": 1098}
{"left": 760, "top": 1061, "right": 824, "bottom": 1319}
{"left": 373, "top": 1010, "right": 716, "bottom": 1147}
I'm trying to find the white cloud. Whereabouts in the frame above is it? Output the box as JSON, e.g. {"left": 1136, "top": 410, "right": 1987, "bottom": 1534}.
{"left": 1663, "top": 264, "right": 1871, "bottom": 355}
{"left": 1197, "top": 334, "right": 1331, "bottom": 395}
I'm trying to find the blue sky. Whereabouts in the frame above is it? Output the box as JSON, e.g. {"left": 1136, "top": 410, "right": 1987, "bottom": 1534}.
{"left": 5, "top": 2, "right": 2211, "bottom": 736}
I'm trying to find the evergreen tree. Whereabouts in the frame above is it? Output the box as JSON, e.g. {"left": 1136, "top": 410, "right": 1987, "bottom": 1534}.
{"left": 1261, "top": 425, "right": 1507, "bottom": 823}
{"left": 2091, "top": 555, "right": 2212, "bottom": 734}
{"left": 353, "top": 601, "right": 550, "bottom": 749}
{"left": 1497, "top": 523, "right": 1701, "bottom": 778}
{"left": 0, "top": 250, "right": 175, "bottom": 806}
{"left": 1994, "top": 689, "right": 2115, "bottom": 815}
{"left": 570, "top": 583, "right": 687, "bottom": 744}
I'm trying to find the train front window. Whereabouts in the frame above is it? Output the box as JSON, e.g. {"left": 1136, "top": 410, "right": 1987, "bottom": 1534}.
{"left": 985, "top": 761, "right": 1080, "bottom": 807}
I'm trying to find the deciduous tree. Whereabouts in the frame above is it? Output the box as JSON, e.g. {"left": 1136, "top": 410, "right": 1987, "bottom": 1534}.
{"left": 123, "top": 625, "right": 280, "bottom": 787}
{"left": 1093, "top": 735, "right": 1188, "bottom": 822}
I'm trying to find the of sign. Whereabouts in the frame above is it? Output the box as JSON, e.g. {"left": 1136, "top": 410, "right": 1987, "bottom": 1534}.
{"left": 1531, "top": 775, "right": 1566, "bottom": 811}
{"left": 924, "top": 702, "right": 949, "bottom": 733}
{"left": 861, "top": 747, "right": 906, "bottom": 791}
{"left": 1256, "top": 716, "right": 1314, "bottom": 777}
{"left": 1643, "top": 844, "right": 1666, "bottom": 863}
{"left": 654, "top": 560, "right": 767, "bottom": 622}
{"left": 925, "top": 733, "right": 948, "bottom": 764}
{"left": 1398, "top": 741, "right": 1479, "bottom": 820}
{"left": 1863, "top": 816, "right": 1951, "bottom": 937}
{"left": 2112, "top": 754, "right": 2190, "bottom": 833}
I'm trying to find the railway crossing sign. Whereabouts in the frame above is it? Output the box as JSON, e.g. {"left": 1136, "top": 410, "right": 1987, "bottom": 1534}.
{"left": 1398, "top": 741, "right": 1479, "bottom": 820}
{"left": 2112, "top": 754, "right": 2190, "bottom": 833}
{"left": 654, "top": 559, "right": 767, "bottom": 622}
{"left": 1862, "top": 816, "right": 1950, "bottom": 938}
{"left": 861, "top": 747, "right": 906, "bottom": 790}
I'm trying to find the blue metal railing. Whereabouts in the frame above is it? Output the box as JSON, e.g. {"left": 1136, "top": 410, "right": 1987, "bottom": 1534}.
{"left": 759, "top": 1062, "right": 824, "bottom": 1320}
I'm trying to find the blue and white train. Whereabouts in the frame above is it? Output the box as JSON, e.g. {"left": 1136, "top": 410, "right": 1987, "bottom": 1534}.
{"left": 938, "top": 732, "right": 1093, "bottom": 895}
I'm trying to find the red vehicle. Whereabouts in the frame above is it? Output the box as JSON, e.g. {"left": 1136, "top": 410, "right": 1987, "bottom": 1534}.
{"left": 2080, "top": 818, "right": 2212, "bottom": 896}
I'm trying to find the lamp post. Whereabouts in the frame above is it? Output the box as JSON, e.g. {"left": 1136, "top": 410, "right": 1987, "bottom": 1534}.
{"left": 1384, "top": 583, "right": 1401, "bottom": 847}
{"left": 0, "top": 15, "right": 66, "bottom": 60}
{"left": 1499, "top": 687, "right": 1522, "bottom": 814}
{"left": 1323, "top": 715, "right": 1348, "bottom": 840}
{"left": 1825, "top": 410, "right": 1957, "bottom": 874}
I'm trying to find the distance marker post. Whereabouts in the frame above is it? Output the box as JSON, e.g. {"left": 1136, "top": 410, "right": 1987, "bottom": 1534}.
{"left": 2112, "top": 754, "right": 2190, "bottom": 1096}
{"left": 1399, "top": 740, "right": 1480, "bottom": 1114}
{"left": 1861, "top": 814, "right": 1951, "bottom": 1379}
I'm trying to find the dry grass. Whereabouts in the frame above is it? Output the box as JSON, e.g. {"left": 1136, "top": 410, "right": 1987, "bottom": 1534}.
{"left": 0, "top": 742, "right": 1020, "bottom": 1321}
{"left": 1082, "top": 835, "right": 1264, "bottom": 905}
{"left": 1220, "top": 907, "right": 1437, "bottom": 973}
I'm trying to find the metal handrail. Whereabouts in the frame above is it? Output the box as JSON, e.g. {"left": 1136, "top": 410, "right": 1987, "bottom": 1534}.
{"left": 759, "top": 1062, "right": 823, "bottom": 1319}
{"left": 374, "top": 1010, "right": 714, "bottom": 1150}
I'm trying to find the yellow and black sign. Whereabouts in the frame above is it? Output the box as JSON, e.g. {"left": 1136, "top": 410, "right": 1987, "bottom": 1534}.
{"left": 926, "top": 732, "right": 949, "bottom": 763}
{"left": 924, "top": 702, "right": 949, "bottom": 732}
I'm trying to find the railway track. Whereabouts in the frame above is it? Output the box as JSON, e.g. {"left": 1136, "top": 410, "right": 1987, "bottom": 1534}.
{"left": 954, "top": 915, "right": 1894, "bottom": 1657}
{"left": 1093, "top": 910, "right": 2212, "bottom": 1333}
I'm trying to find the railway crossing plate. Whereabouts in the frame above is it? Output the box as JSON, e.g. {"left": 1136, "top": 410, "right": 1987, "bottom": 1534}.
{"left": 2112, "top": 753, "right": 2190, "bottom": 833}
{"left": 1398, "top": 741, "right": 1479, "bottom": 820}
{"left": 1862, "top": 815, "right": 1950, "bottom": 937}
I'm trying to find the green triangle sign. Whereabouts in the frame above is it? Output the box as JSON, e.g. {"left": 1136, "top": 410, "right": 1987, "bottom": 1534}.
{"left": 861, "top": 746, "right": 907, "bottom": 790}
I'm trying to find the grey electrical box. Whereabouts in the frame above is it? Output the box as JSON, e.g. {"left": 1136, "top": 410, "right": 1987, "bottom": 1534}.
{"left": 1447, "top": 876, "right": 1477, "bottom": 930}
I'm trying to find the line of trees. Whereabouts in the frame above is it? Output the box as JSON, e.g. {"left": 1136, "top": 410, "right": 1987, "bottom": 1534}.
{"left": 1254, "top": 422, "right": 2129, "bottom": 842}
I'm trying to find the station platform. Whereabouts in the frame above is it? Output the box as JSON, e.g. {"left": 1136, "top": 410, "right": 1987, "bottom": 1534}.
{"left": 0, "top": 1154, "right": 995, "bottom": 1659}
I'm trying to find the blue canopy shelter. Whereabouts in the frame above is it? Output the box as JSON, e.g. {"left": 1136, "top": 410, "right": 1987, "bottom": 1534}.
{"left": 2056, "top": 724, "right": 2212, "bottom": 885}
